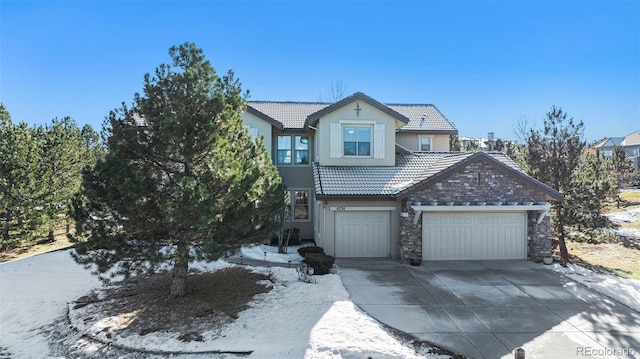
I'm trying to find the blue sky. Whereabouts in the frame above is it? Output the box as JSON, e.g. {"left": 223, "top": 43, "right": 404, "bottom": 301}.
{"left": 1, "top": 1, "right": 638, "bottom": 143}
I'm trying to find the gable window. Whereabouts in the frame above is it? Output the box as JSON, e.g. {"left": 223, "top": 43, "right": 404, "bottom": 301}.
{"left": 343, "top": 126, "right": 371, "bottom": 156}
{"left": 419, "top": 137, "right": 432, "bottom": 152}
{"left": 277, "top": 135, "right": 309, "bottom": 164}
{"left": 284, "top": 190, "right": 310, "bottom": 221}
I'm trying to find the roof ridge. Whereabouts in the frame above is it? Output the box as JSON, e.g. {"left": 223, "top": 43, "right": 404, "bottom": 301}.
{"left": 247, "top": 100, "right": 331, "bottom": 105}
{"left": 386, "top": 103, "right": 436, "bottom": 107}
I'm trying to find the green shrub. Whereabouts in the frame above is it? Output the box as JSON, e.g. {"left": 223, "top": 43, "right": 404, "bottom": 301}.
{"left": 297, "top": 246, "right": 324, "bottom": 257}
{"left": 303, "top": 253, "right": 335, "bottom": 275}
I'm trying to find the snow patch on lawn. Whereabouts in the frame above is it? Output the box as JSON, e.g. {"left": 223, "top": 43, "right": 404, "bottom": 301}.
{"left": 1, "top": 248, "right": 450, "bottom": 358}
{"left": 542, "top": 262, "right": 640, "bottom": 313}
{"left": 239, "top": 243, "right": 306, "bottom": 263}
{"left": 605, "top": 208, "right": 640, "bottom": 238}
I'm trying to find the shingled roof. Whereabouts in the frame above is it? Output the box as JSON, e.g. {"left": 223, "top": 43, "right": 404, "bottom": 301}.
{"left": 389, "top": 104, "right": 457, "bottom": 133}
{"left": 247, "top": 92, "right": 456, "bottom": 133}
{"left": 247, "top": 101, "right": 327, "bottom": 130}
{"left": 310, "top": 151, "right": 557, "bottom": 200}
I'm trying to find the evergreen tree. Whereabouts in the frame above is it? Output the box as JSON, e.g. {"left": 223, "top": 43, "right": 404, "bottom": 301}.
{"left": 491, "top": 138, "right": 505, "bottom": 152}
{"left": 565, "top": 153, "right": 615, "bottom": 242}
{"left": 38, "top": 117, "right": 96, "bottom": 241}
{"left": 71, "top": 43, "right": 284, "bottom": 298}
{"left": 449, "top": 134, "right": 462, "bottom": 151}
{"left": 610, "top": 146, "right": 637, "bottom": 208}
{"left": 464, "top": 140, "right": 480, "bottom": 152}
{"left": 0, "top": 106, "right": 43, "bottom": 249}
{"left": 526, "top": 106, "right": 585, "bottom": 263}
{"left": 503, "top": 140, "right": 527, "bottom": 170}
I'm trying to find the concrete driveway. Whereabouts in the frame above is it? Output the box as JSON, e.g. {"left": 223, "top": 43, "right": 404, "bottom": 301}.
{"left": 336, "top": 258, "right": 640, "bottom": 359}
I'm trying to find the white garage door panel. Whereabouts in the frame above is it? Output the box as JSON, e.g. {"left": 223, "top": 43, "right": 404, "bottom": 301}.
{"left": 335, "top": 212, "right": 389, "bottom": 257}
{"left": 423, "top": 212, "right": 526, "bottom": 260}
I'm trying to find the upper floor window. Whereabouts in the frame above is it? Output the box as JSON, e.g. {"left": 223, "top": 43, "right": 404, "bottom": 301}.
{"left": 419, "top": 137, "right": 432, "bottom": 151}
{"left": 277, "top": 135, "right": 309, "bottom": 164}
{"left": 343, "top": 126, "right": 371, "bottom": 156}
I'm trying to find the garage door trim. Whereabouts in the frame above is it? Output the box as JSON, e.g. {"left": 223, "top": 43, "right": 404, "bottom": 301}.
{"left": 335, "top": 211, "right": 390, "bottom": 257}
{"left": 422, "top": 211, "right": 527, "bottom": 260}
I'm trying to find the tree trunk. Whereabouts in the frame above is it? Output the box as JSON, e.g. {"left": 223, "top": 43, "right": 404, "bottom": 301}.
{"left": 556, "top": 205, "right": 570, "bottom": 265}
{"left": 170, "top": 239, "right": 189, "bottom": 298}
{"left": 2, "top": 208, "right": 12, "bottom": 248}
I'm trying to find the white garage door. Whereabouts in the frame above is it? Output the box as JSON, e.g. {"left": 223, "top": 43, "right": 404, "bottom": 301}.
{"left": 422, "top": 212, "right": 526, "bottom": 260}
{"left": 335, "top": 211, "right": 390, "bottom": 257}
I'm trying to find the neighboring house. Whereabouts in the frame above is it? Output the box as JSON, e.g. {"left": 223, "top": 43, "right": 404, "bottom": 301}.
{"left": 592, "top": 131, "right": 640, "bottom": 167}
{"left": 459, "top": 132, "right": 503, "bottom": 150}
{"left": 241, "top": 92, "right": 561, "bottom": 262}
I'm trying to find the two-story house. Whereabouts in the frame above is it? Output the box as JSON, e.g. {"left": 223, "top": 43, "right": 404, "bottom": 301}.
{"left": 592, "top": 131, "right": 640, "bottom": 168}
{"left": 241, "top": 92, "right": 562, "bottom": 262}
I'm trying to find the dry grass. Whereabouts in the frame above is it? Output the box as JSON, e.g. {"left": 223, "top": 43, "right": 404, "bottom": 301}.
{"left": 565, "top": 189, "right": 640, "bottom": 280}
{"left": 566, "top": 240, "right": 640, "bottom": 280}
{"left": 606, "top": 188, "right": 640, "bottom": 212}
{"left": 0, "top": 225, "right": 75, "bottom": 263}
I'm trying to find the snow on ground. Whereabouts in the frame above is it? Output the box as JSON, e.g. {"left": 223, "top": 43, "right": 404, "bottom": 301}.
{"left": 239, "top": 243, "right": 306, "bottom": 264}
{"left": 0, "top": 250, "right": 102, "bottom": 358}
{"left": 541, "top": 262, "right": 640, "bottom": 313}
{"left": 605, "top": 207, "right": 640, "bottom": 238}
{"left": 606, "top": 207, "right": 640, "bottom": 224}
{"left": 0, "top": 247, "right": 449, "bottom": 359}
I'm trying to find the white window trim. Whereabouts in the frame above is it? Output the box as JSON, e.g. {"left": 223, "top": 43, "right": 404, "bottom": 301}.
{"left": 418, "top": 135, "right": 434, "bottom": 152}
{"left": 342, "top": 124, "right": 373, "bottom": 158}
{"left": 330, "top": 120, "right": 385, "bottom": 159}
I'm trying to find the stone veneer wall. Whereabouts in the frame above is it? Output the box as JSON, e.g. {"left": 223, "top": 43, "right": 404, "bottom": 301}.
{"left": 528, "top": 214, "right": 552, "bottom": 261}
{"left": 399, "top": 160, "right": 553, "bottom": 262}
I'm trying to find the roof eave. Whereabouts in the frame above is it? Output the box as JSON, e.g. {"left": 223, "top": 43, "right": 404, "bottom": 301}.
{"left": 394, "top": 151, "right": 563, "bottom": 202}
{"left": 397, "top": 129, "right": 458, "bottom": 134}
{"left": 315, "top": 194, "right": 396, "bottom": 201}
{"left": 245, "top": 106, "right": 284, "bottom": 131}
{"left": 305, "top": 92, "right": 410, "bottom": 127}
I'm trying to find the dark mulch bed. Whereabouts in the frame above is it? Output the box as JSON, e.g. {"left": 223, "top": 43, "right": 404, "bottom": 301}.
{"left": 72, "top": 267, "right": 272, "bottom": 340}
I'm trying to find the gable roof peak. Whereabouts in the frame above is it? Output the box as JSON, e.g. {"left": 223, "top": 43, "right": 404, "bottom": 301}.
{"left": 305, "top": 92, "right": 410, "bottom": 128}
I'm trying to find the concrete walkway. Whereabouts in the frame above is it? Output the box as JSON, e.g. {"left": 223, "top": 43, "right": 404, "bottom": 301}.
{"left": 336, "top": 258, "right": 640, "bottom": 359}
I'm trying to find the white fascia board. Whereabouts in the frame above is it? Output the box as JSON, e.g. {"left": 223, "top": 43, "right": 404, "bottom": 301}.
{"left": 410, "top": 204, "right": 550, "bottom": 212}
{"left": 330, "top": 206, "right": 396, "bottom": 211}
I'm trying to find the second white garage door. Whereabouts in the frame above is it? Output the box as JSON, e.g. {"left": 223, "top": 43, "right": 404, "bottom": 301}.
{"left": 335, "top": 211, "right": 390, "bottom": 257}
{"left": 422, "top": 212, "right": 527, "bottom": 260}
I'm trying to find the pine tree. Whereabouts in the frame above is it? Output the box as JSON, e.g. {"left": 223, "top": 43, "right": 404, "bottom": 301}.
{"left": 610, "top": 146, "right": 637, "bottom": 208}
{"left": 565, "top": 153, "right": 615, "bottom": 242}
{"left": 71, "top": 43, "right": 284, "bottom": 298}
{"left": 0, "top": 106, "right": 43, "bottom": 249}
{"left": 38, "top": 117, "right": 96, "bottom": 241}
{"left": 526, "top": 106, "right": 585, "bottom": 263}
{"left": 449, "top": 134, "right": 462, "bottom": 151}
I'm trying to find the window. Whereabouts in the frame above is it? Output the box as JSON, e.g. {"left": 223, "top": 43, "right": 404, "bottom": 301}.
{"left": 284, "top": 190, "right": 310, "bottom": 221}
{"left": 277, "top": 135, "right": 309, "bottom": 164}
{"left": 419, "top": 137, "right": 432, "bottom": 152}
{"left": 343, "top": 126, "right": 371, "bottom": 156}
{"left": 243, "top": 126, "right": 259, "bottom": 140}
{"left": 294, "top": 136, "right": 309, "bottom": 164}
{"left": 277, "top": 136, "right": 292, "bottom": 164}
